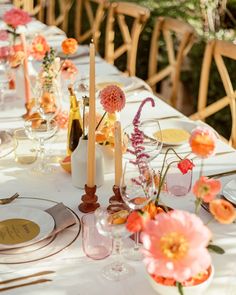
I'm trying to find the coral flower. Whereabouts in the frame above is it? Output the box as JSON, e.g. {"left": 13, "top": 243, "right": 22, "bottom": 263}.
{"left": 142, "top": 202, "right": 165, "bottom": 219}
{"left": 31, "top": 35, "right": 50, "bottom": 60}
{"left": 9, "top": 51, "right": 25, "bottom": 68}
{"left": 209, "top": 199, "right": 236, "bottom": 224}
{"left": 141, "top": 210, "right": 212, "bottom": 283}
{"left": 61, "top": 59, "right": 78, "bottom": 80}
{"left": 0, "top": 30, "right": 8, "bottom": 41}
{"left": 61, "top": 38, "right": 78, "bottom": 55}
{"left": 189, "top": 127, "right": 216, "bottom": 158}
{"left": 3, "top": 8, "right": 31, "bottom": 29}
{"left": 178, "top": 159, "right": 195, "bottom": 175}
{"left": 193, "top": 176, "right": 221, "bottom": 202}
{"left": 100, "top": 85, "right": 126, "bottom": 113}
{"left": 126, "top": 211, "right": 149, "bottom": 233}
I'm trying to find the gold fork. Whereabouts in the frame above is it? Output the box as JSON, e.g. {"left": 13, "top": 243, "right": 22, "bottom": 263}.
{"left": 0, "top": 193, "right": 19, "bottom": 205}
{"left": 0, "top": 271, "right": 55, "bottom": 285}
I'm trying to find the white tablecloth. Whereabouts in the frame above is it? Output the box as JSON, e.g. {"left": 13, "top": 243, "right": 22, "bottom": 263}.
{"left": 1, "top": 17, "right": 236, "bottom": 295}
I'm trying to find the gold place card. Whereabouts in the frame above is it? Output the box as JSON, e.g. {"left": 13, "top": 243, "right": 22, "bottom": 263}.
{"left": 0, "top": 218, "right": 40, "bottom": 245}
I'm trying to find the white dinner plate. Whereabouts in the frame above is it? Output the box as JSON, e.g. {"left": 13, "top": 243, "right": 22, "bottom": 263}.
{"left": 158, "top": 119, "right": 197, "bottom": 146}
{"left": 0, "top": 205, "right": 55, "bottom": 249}
{"left": 223, "top": 179, "right": 236, "bottom": 205}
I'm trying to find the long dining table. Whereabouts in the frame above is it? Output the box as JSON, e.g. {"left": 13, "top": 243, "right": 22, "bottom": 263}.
{"left": 1, "top": 14, "right": 236, "bottom": 295}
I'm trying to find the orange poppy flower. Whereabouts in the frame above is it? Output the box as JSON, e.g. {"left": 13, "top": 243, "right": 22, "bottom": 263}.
{"left": 126, "top": 210, "right": 149, "bottom": 233}
{"left": 189, "top": 127, "right": 216, "bottom": 158}
{"left": 142, "top": 202, "right": 165, "bottom": 219}
{"left": 61, "top": 38, "right": 78, "bottom": 55}
{"left": 193, "top": 176, "right": 221, "bottom": 203}
{"left": 209, "top": 199, "right": 236, "bottom": 224}
{"left": 31, "top": 35, "right": 50, "bottom": 60}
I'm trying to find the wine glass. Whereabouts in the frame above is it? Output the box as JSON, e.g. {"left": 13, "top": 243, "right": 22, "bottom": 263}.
{"left": 24, "top": 118, "right": 58, "bottom": 174}
{"left": 95, "top": 207, "right": 134, "bottom": 281}
{"left": 33, "top": 79, "right": 62, "bottom": 122}
{"left": 0, "top": 40, "right": 10, "bottom": 108}
{"left": 123, "top": 119, "right": 163, "bottom": 162}
{"left": 120, "top": 160, "right": 156, "bottom": 260}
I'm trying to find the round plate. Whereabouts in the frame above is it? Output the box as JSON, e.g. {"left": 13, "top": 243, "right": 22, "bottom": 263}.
{"left": 158, "top": 119, "right": 197, "bottom": 146}
{"left": 0, "top": 197, "right": 81, "bottom": 264}
{"left": 0, "top": 131, "right": 14, "bottom": 158}
{"left": 95, "top": 75, "right": 134, "bottom": 92}
{"left": 223, "top": 179, "right": 236, "bottom": 205}
{"left": 0, "top": 205, "right": 55, "bottom": 249}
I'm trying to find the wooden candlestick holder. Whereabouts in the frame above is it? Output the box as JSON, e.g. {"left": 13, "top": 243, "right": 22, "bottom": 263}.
{"left": 79, "top": 184, "right": 100, "bottom": 213}
{"left": 107, "top": 185, "right": 128, "bottom": 212}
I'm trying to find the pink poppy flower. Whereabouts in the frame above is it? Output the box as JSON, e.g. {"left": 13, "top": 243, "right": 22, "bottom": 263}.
{"left": 100, "top": 85, "right": 125, "bottom": 113}
{"left": 141, "top": 210, "right": 212, "bottom": 283}
{"left": 30, "top": 35, "right": 50, "bottom": 60}
{"left": 189, "top": 127, "right": 216, "bottom": 158}
{"left": 3, "top": 8, "right": 31, "bottom": 29}
{"left": 193, "top": 176, "right": 221, "bottom": 202}
{"left": 177, "top": 158, "right": 195, "bottom": 174}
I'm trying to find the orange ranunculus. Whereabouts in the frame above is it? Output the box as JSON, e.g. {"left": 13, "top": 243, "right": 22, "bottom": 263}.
{"left": 61, "top": 38, "right": 78, "bottom": 55}
{"left": 142, "top": 202, "right": 165, "bottom": 219}
{"left": 31, "top": 35, "right": 50, "bottom": 60}
{"left": 193, "top": 176, "right": 221, "bottom": 203}
{"left": 209, "top": 199, "right": 236, "bottom": 224}
{"left": 189, "top": 127, "right": 216, "bottom": 158}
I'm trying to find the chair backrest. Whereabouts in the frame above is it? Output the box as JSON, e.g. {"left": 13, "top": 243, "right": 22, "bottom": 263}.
{"left": 46, "top": 0, "right": 74, "bottom": 33}
{"left": 75, "top": 0, "right": 108, "bottom": 52}
{"left": 13, "top": 0, "right": 45, "bottom": 21}
{"left": 105, "top": 1, "right": 150, "bottom": 76}
{"left": 147, "top": 17, "right": 195, "bottom": 107}
{"left": 190, "top": 39, "right": 236, "bottom": 148}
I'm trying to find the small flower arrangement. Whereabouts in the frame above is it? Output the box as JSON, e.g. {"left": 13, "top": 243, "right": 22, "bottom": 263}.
{"left": 124, "top": 98, "right": 236, "bottom": 294}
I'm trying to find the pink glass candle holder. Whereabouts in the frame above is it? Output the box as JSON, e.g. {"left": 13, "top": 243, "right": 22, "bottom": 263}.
{"left": 166, "top": 157, "right": 192, "bottom": 197}
{"left": 82, "top": 213, "right": 112, "bottom": 260}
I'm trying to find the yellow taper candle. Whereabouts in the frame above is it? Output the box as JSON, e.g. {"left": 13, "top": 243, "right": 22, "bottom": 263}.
{"left": 87, "top": 42, "right": 96, "bottom": 187}
{"left": 114, "top": 121, "right": 122, "bottom": 186}
{"left": 20, "top": 33, "right": 31, "bottom": 103}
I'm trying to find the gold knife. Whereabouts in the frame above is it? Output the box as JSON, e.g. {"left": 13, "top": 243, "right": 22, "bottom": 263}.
{"left": 0, "top": 271, "right": 55, "bottom": 285}
{"left": 0, "top": 279, "right": 52, "bottom": 292}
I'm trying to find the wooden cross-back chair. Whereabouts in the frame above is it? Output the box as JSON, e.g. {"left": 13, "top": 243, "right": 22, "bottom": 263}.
{"left": 105, "top": 2, "right": 150, "bottom": 76}
{"left": 190, "top": 40, "right": 236, "bottom": 148}
{"left": 13, "top": 0, "right": 45, "bottom": 21}
{"left": 147, "top": 17, "right": 195, "bottom": 107}
{"left": 46, "top": 0, "right": 74, "bottom": 33}
{"left": 75, "top": 0, "right": 109, "bottom": 52}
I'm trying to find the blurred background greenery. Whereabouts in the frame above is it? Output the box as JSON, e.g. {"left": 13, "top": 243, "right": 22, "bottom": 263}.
{"left": 68, "top": 0, "right": 236, "bottom": 140}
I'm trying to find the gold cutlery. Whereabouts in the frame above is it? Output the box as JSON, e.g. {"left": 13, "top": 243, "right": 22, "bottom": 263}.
{"left": 207, "top": 170, "right": 236, "bottom": 179}
{"left": 0, "top": 279, "right": 52, "bottom": 292}
{"left": 0, "top": 271, "right": 55, "bottom": 285}
{"left": 0, "top": 193, "right": 19, "bottom": 205}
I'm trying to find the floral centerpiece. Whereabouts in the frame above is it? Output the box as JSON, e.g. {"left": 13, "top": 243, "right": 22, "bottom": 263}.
{"left": 124, "top": 98, "right": 236, "bottom": 295}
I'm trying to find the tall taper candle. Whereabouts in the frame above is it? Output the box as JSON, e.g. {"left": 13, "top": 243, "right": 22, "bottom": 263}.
{"left": 87, "top": 42, "right": 96, "bottom": 187}
{"left": 20, "top": 33, "right": 31, "bottom": 103}
{"left": 114, "top": 121, "right": 122, "bottom": 186}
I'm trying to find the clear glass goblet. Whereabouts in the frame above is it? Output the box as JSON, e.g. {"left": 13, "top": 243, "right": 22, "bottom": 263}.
{"left": 123, "top": 119, "right": 163, "bottom": 162}
{"left": 24, "top": 118, "right": 58, "bottom": 174}
{"left": 95, "top": 207, "right": 134, "bottom": 281}
{"left": 120, "top": 160, "right": 156, "bottom": 260}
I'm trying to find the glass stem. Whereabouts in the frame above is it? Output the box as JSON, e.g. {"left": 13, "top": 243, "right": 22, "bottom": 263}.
{"left": 134, "top": 231, "right": 140, "bottom": 251}
{"left": 39, "top": 138, "right": 46, "bottom": 170}
{"left": 112, "top": 237, "right": 123, "bottom": 270}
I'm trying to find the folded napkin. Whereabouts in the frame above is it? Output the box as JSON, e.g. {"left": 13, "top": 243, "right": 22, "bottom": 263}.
{"left": 45, "top": 203, "right": 77, "bottom": 236}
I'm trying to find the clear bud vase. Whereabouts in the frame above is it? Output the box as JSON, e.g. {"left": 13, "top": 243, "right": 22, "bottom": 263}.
{"left": 71, "top": 138, "right": 104, "bottom": 189}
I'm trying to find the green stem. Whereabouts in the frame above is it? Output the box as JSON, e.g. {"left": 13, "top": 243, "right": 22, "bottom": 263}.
{"left": 95, "top": 111, "right": 107, "bottom": 131}
{"left": 195, "top": 198, "right": 202, "bottom": 214}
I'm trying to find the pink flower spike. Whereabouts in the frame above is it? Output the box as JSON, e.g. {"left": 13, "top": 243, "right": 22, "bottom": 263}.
{"left": 3, "top": 8, "right": 31, "bottom": 29}
{"left": 193, "top": 176, "right": 221, "bottom": 203}
{"left": 99, "top": 85, "right": 125, "bottom": 113}
{"left": 141, "top": 210, "right": 212, "bottom": 283}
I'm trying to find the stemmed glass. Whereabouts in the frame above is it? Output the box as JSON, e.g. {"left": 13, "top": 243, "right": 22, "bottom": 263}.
{"left": 123, "top": 119, "right": 163, "bottom": 162}
{"left": 120, "top": 160, "right": 156, "bottom": 260}
{"left": 24, "top": 118, "right": 58, "bottom": 174}
{"left": 0, "top": 40, "right": 10, "bottom": 108}
{"left": 95, "top": 207, "right": 134, "bottom": 281}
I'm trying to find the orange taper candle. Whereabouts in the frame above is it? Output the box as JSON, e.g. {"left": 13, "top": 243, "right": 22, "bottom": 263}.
{"left": 87, "top": 42, "right": 96, "bottom": 187}
{"left": 20, "top": 33, "right": 31, "bottom": 103}
{"left": 114, "top": 121, "right": 122, "bottom": 186}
